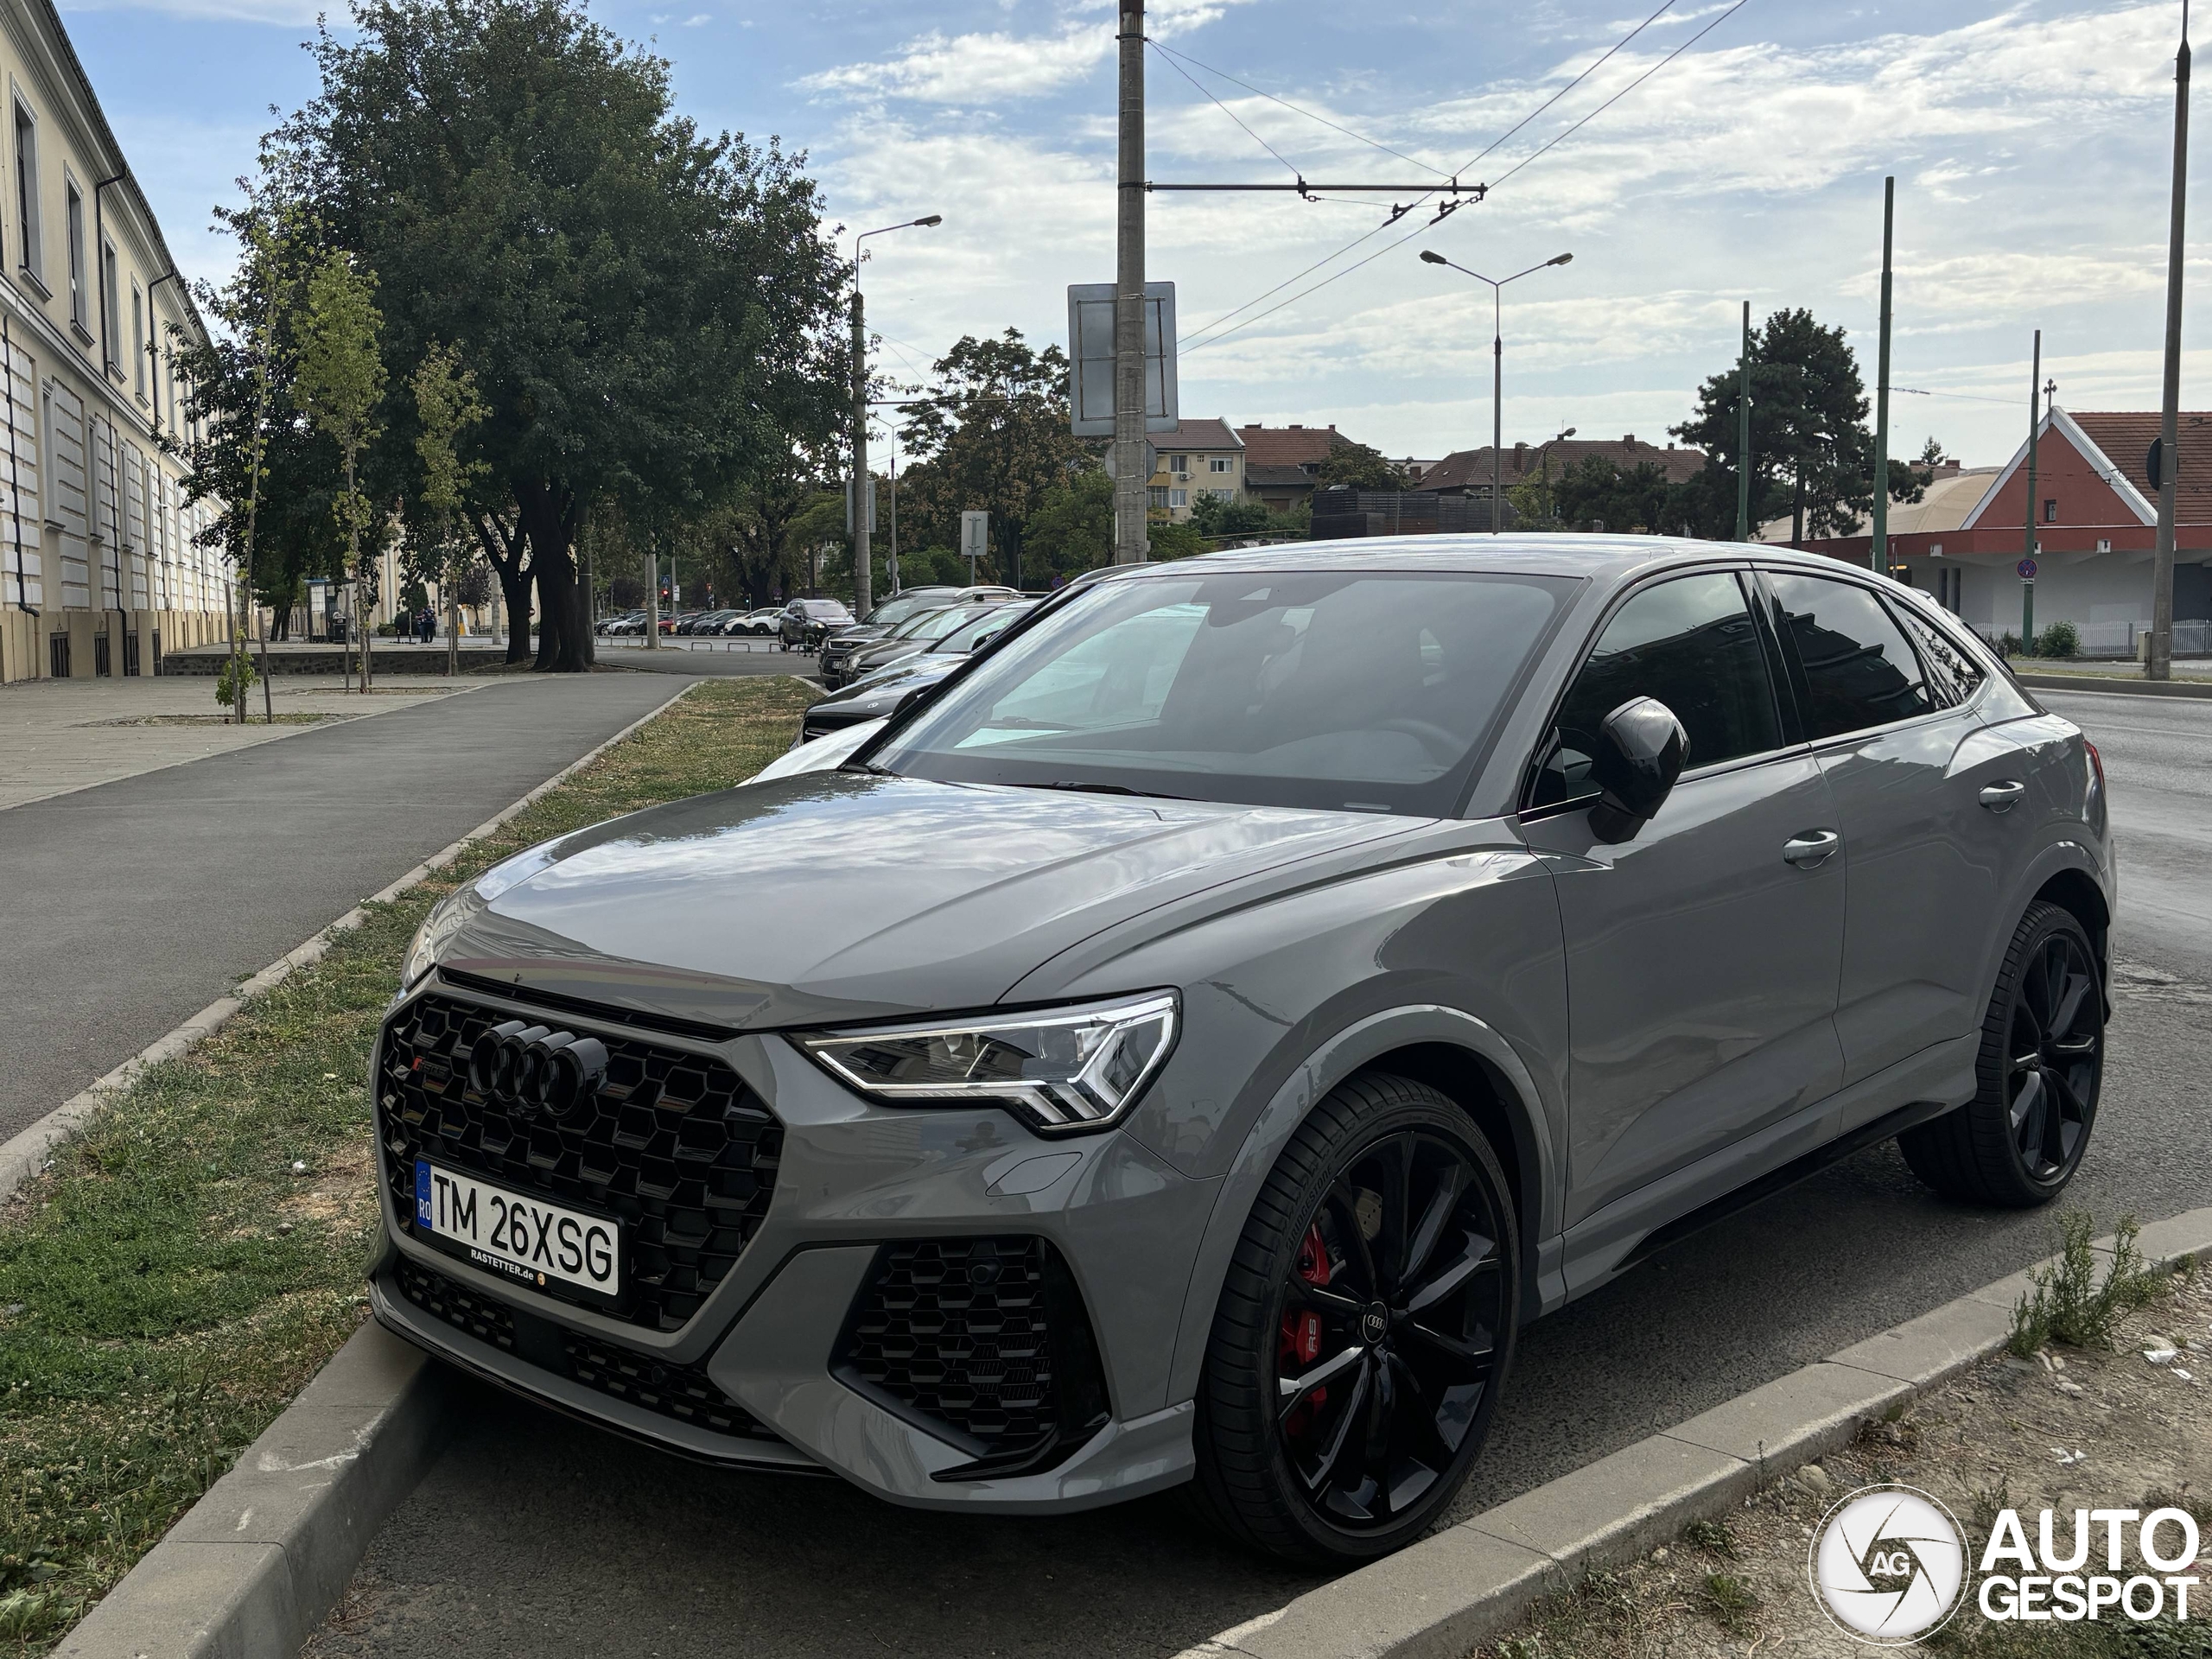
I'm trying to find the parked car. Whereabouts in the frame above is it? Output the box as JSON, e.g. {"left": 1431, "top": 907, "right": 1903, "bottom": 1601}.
{"left": 796, "top": 603, "right": 1036, "bottom": 745}
{"left": 826, "top": 601, "right": 1027, "bottom": 689}
{"left": 378, "top": 537, "right": 2110, "bottom": 1566}
{"left": 594, "top": 611, "right": 646, "bottom": 636}
{"left": 815, "top": 587, "right": 982, "bottom": 684}
{"left": 722, "top": 607, "right": 784, "bottom": 637}
{"left": 677, "top": 609, "right": 737, "bottom": 636}
{"left": 778, "top": 598, "right": 855, "bottom": 651}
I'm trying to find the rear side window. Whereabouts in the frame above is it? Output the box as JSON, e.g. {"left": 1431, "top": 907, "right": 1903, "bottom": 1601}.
{"left": 1768, "top": 572, "right": 1936, "bottom": 737}
{"left": 1533, "top": 571, "right": 1781, "bottom": 806}
{"left": 1887, "top": 601, "right": 1986, "bottom": 708}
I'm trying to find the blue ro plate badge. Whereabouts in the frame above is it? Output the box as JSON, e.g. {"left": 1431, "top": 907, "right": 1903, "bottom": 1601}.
{"left": 414, "top": 1157, "right": 622, "bottom": 1301}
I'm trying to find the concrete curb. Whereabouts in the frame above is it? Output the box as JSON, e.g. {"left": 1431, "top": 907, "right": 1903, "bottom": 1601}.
{"left": 54, "top": 1323, "right": 454, "bottom": 1659}
{"left": 2014, "top": 671, "right": 2212, "bottom": 699}
{"left": 0, "top": 678, "right": 695, "bottom": 1209}
{"left": 1186, "top": 1205, "right": 2212, "bottom": 1659}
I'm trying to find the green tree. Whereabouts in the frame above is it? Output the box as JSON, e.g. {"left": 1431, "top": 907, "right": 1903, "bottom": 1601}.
{"left": 1021, "top": 465, "right": 1112, "bottom": 581}
{"left": 272, "top": 0, "right": 849, "bottom": 670}
{"left": 1189, "top": 491, "right": 1274, "bottom": 538}
{"left": 897, "top": 329, "right": 1089, "bottom": 582}
{"left": 1671, "top": 307, "right": 1873, "bottom": 543}
{"left": 1314, "top": 441, "right": 1406, "bottom": 493}
{"left": 410, "top": 341, "right": 489, "bottom": 672}
{"left": 292, "top": 249, "right": 388, "bottom": 689}
{"left": 1554, "top": 457, "right": 1679, "bottom": 534}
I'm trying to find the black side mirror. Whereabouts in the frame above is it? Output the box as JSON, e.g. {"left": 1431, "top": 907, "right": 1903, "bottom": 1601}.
{"left": 1586, "top": 696, "right": 1688, "bottom": 843}
{"left": 893, "top": 684, "right": 931, "bottom": 716}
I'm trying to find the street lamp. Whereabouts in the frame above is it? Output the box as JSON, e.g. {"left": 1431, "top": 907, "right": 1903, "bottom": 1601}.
{"left": 1421, "top": 249, "right": 1573, "bottom": 532}
{"left": 1532, "top": 424, "right": 1577, "bottom": 525}
{"left": 850, "top": 214, "right": 942, "bottom": 617}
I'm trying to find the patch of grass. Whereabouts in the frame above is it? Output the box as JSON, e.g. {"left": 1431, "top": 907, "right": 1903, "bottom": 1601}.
{"left": 2009, "top": 1211, "right": 2169, "bottom": 1357}
{"left": 1479, "top": 1570, "right": 1644, "bottom": 1659}
{"left": 1682, "top": 1516, "right": 1738, "bottom": 1559}
{"left": 0, "top": 677, "right": 811, "bottom": 1656}
{"left": 1694, "top": 1570, "right": 1759, "bottom": 1637}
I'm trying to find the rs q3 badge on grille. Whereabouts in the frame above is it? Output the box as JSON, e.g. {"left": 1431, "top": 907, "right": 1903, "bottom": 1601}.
{"left": 467, "top": 1020, "right": 608, "bottom": 1121}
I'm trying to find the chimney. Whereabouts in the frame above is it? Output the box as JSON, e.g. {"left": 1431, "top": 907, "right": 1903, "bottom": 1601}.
{"left": 1623, "top": 434, "right": 1636, "bottom": 445}
{"left": 1513, "top": 441, "right": 1529, "bottom": 473}
{"left": 1289, "top": 423, "right": 1302, "bottom": 429}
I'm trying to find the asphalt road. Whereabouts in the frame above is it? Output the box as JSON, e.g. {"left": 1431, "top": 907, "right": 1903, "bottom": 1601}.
{"left": 311, "top": 683, "right": 2212, "bottom": 1659}
{"left": 0, "top": 671, "right": 686, "bottom": 1142}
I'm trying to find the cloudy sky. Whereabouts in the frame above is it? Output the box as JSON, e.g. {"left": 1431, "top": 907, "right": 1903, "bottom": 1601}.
{"left": 60, "top": 0, "right": 2200, "bottom": 467}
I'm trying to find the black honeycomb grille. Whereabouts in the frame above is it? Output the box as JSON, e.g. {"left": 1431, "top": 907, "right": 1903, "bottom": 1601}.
{"left": 397, "top": 1256, "right": 518, "bottom": 1351}
{"left": 394, "top": 1259, "right": 778, "bottom": 1444}
{"left": 378, "top": 992, "right": 782, "bottom": 1333}
{"left": 836, "top": 1236, "right": 1109, "bottom": 1471}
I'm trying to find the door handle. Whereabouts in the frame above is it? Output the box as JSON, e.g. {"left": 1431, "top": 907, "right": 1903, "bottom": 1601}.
{"left": 1979, "top": 779, "right": 2026, "bottom": 813}
{"left": 1783, "top": 830, "right": 1840, "bottom": 868}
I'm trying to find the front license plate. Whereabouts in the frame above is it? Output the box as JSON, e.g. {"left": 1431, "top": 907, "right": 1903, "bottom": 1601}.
{"left": 414, "top": 1160, "right": 621, "bottom": 1302}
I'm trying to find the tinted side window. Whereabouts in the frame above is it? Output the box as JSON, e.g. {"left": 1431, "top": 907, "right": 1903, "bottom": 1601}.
{"left": 1769, "top": 573, "right": 1936, "bottom": 737}
{"left": 1889, "top": 601, "right": 1986, "bottom": 708}
{"left": 1533, "top": 571, "right": 1781, "bottom": 806}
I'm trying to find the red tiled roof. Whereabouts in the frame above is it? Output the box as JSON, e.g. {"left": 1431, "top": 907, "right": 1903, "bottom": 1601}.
{"left": 1420, "top": 435, "right": 1706, "bottom": 492}
{"left": 1152, "top": 417, "right": 1242, "bottom": 450}
{"left": 1235, "top": 424, "right": 1356, "bottom": 468}
{"left": 2069, "top": 412, "right": 2212, "bottom": 521}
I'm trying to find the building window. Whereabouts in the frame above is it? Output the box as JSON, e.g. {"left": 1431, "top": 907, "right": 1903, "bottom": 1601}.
{"left": 1210, "top": 457, "right": 1231, "bottom": 473}
{"left": 64, "top": 180, "right": 85, "bottom": 331}
{"left": 131, "top": 285, "right": 145, "bottom": 400}
{"left": 1169, "top": 488, "right": 1187, "bottom": 508}
{"left": 13, "top": 104, "right": 39, "bottom": 284}
{"left": 1169, "top": 454, "right": 1187, "bottom": 474}
{"left": 1148, "top": 485, "right": 1168, "bottom": 510}
{"left": 101, "top": 243, "right": 120, "bottom": 373}
{"left": 2043, "top": 498, "right": 2057, "bottom": 523}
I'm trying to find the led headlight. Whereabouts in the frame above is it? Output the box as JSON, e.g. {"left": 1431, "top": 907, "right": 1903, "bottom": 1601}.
{"left": 797, "top": 991, "right": 1179, "bottom": 1135}
{"left": 400, "top": 844, "right": 563, "bottom": 990}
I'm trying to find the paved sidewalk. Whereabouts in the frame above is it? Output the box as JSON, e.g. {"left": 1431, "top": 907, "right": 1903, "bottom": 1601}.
{"left": 0, "top": 671, "right": 689, "bottom": 1141}
{"left": 0, "top": 675, "right": 479, "bottom": 810}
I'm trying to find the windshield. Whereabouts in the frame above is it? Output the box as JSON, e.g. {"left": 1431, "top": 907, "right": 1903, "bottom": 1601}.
{"left": 864, "top": 592, "right": 948, "bottom": 628}
{"left": 944, "top": 603, "right": 1033, "bottom": 652}
{"left": 871, "top": 569, "right": 1574, "bottom": 815}
{"left": 899, "top": 604, "right": 997, "bottom": 645}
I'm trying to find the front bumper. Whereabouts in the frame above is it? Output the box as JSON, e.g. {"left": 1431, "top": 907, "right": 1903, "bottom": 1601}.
{"left": 369, "top": 976, "right": 1213, "bottom": 1512}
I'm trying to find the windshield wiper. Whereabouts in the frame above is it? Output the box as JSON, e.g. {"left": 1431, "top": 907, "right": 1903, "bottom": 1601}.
{"left": 1010, "top": 780, "right": 1191, "bottom": 801}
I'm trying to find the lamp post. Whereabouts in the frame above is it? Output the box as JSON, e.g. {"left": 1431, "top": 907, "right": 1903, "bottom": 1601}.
{"left": 1532, "top": 425, "right": 1577, "bottom": 526}
{"left": 1421, "top": 250, "right": 1573, "bottom": 531}
{"left": 851, "top": 214, "right": 942, "bottom": 618}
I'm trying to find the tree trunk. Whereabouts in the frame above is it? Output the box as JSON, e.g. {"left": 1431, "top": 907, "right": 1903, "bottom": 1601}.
{"left": 474, "top": 512, "right": 532, "bottom": 664}
{"left": 518, "top": 479, "right": 588, "bottom": 673}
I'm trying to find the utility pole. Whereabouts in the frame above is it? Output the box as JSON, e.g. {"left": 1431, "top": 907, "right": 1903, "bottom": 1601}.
{"left": 1491, "top": 291, "right": 1504, "bottom": 532}
{"left": 1113, "top": 0, "right": 1148, "bottom": 564}
{"left": 645, "top": 550, "right": 659, "bottom": 649}
{"left": 1872, "top": 176, "right": 1895, "bottom": 575}
{"left": 850, "top": 289, "right": 872, "bottom": 618}
{"left": 2024, "top": 329, "right": 2041, "bottom": 651}
{"left": 1735, "top": 302, "right": 1752, "bottom": 542}
{"left": 2152, "top": 10, "right": 2190, "bottom": 681}
{"left": 888, "top": 451, "right": 899, "bottom": 596}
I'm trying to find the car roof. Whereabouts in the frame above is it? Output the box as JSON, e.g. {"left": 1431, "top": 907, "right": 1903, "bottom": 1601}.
{"left": 1090, "top": 532, "right": 1874, "bottom": 587}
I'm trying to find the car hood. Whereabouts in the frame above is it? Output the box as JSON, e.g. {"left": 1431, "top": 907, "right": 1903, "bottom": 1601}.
{"left": 435, "top": 772, "right": 1422, "bottom": 1031}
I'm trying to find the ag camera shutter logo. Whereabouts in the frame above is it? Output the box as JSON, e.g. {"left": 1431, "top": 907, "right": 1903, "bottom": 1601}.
{"left": 1808, "top": 1484, "right": 1968, "bottom": 1643}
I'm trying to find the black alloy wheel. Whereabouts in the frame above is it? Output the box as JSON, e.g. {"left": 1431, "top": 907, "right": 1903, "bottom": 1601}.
{"left": 1900, "top": 900, "right": 2104, "bottom": 1206}
{"left": 1192, "top": 1074, "right": 1518, "bottom": 1563}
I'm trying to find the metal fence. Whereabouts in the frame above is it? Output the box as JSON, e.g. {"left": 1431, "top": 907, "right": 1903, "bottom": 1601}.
{"left": 2038, "top": 619, "right": 2212, "bottom": 660}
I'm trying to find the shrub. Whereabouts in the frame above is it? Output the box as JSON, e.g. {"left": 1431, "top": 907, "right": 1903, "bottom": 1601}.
{"left": 213, "top": 646, "right": 257, "bottom": 713}
{"left": 2037, "top": 620, "right": 2079, "bottom": 658}
{"left": 2008, "top": 1211, "right": 2166, "bottom": 1355}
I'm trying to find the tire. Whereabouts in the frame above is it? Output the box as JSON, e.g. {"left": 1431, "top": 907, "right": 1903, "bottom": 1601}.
{"left": 1188, "top": 1074, "right": 1519, "bottom": 1565}
{"left": 1898, "top": 900, "right": 2103, "bottom": 1207}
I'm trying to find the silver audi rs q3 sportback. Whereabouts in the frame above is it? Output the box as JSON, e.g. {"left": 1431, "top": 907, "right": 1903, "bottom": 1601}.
{"left": 372, "top": 537, "right": 2113, "bottom": 1564}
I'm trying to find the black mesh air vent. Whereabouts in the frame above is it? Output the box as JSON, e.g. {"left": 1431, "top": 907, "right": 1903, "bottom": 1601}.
{"left": 836, "top": 1236, "right": 1109, "bottom": 1480}
{"left": 378, "top": 992, "right": 781, "bottom": 1333}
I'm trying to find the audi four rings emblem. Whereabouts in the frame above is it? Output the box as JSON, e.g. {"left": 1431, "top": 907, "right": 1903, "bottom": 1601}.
{"left": 467, "top": 1020, "right": 610, "bottom": 1119}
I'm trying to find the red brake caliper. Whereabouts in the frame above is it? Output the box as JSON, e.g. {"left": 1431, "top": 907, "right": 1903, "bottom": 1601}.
{"left": 1278, "top": 1222, "right": 1332, "bottom": 1431}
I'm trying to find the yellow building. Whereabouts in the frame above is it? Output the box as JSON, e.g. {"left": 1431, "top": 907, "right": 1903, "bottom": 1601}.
{"left": 0, "top": 0, "right": 222, "bottom": 683}
{"left": 1147, "top": 418, "right": 1243, "bottom": 523}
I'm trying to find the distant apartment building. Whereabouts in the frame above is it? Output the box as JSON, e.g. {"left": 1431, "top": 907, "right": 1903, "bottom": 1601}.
{"left": 0, "top": 0, "right": 221, "bottom": 683}
{"left": 1147, "top": 418, "right": 1243, "bottom": 522}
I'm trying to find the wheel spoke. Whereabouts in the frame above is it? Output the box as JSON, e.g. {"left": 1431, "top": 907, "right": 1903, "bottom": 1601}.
{"left": 1402, "top": 1158, "right": 1465, "bottom": 1290}
{"left": 1376, "top": 1137, "right": 1413, "bottom": 1294}
{"left": 1406, "top": 1234, "right": 1497, "bottom": 1317}
{"left": 2049, "top": 969, "right": 2092, "bottom": 1043}
{"left": 2037, "top": 1068, "right": 2073, "bottom": 1167}
{"left": 2009, "top": 1067, "right": 2046, "bottom": 1148}
{"left": 1402, "top": 1317, "right": 1496, "bottom": 1375}
{"left": 1285, "top": 1278, "right": 1365, "bottom": 1321}
{"left": 1278, "top": 1344, "right": 1365, "bottom": 1422}
{"left": 1325, "top": 1178, "right": 1381, "bottom": 1299}
{"left": 1300, "top": 1357, "right": 1371, "bottom": 1494}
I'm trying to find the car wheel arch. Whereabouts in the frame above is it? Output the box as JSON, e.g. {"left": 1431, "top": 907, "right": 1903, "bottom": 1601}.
{"left": 1159, "top": 1004, "right": 1562, "bottom": 1411}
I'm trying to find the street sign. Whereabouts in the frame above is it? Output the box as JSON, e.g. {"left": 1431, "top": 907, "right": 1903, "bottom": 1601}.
{"left": 1067, "top": 282, "right": 1179, "bottom": 437}
{"left": 2147, "top": 437, "right": 2165, "bottom": 492}
{"left": 2017, "top": 557, "right": 2038, "bottom": 580}
{"left": 844, "top": 476, "right": 876, "bottom": 534}
{"left": 961, "top": 511, "right": 989, "bottom": 577}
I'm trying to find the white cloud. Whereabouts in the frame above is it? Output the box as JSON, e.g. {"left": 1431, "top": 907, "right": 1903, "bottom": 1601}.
{"left": 802, "top": 21, "right": 1108, "bottom": 103}
{"left": 60, "top": 0, "right": 320, "bottom": 22}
